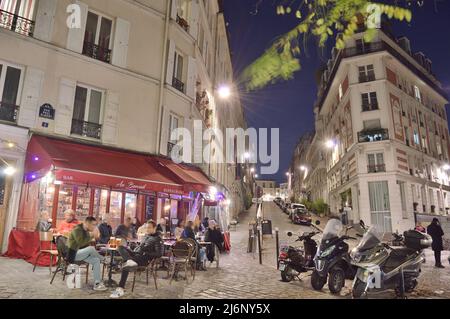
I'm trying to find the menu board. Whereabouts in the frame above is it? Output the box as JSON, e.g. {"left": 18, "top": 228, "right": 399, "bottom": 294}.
{"left": 0, "top": 175, "right": 5, "bottom": 206}
{"left": 145, "top": 195, "right": 155, "bottom": 221}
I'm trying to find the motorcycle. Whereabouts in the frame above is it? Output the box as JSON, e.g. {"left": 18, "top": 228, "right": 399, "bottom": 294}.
{"left": 311, "top": 218, "right": 357, "bottom": 294}
{"left": 350, "top": 221, "right": 432, "bottom": 299}
{"left": 278, "top": 231, "right": 319, "bottom": 282}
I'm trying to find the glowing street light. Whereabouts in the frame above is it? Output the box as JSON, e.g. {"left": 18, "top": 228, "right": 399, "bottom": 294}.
{"left": 3, "top": 166, "right": 16, "bottom": 176}
{"left": 250, "top": 167, "right": 255, "bottom": 173}
{"left": 217, "top": 85, "right": 231, "bottom": 99}
{"left": 300, "top": 165, "right": 307, "bottom": 171}
{"left": 325, "top": 139, "right": 336, "bottom": 149}
{"left": 443, "top": 164, "right": 450, "bottom": 171}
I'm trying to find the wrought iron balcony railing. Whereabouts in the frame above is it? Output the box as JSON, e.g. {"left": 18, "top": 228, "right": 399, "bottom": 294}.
{"left": 0, "top": 101, "right": 19, "bottom": 123}
{"left": 71, "top": 119, "right": 102, "bottom": 139}
{"left": 359, "top": 74, "right": 376, "bottom": 83}
{"left": 82, "top": 41, "right": 112, "bottom": 63}
{"left": 358, "top": 128, "right": 389, "bottom": 143}
{"left": 176, "top": 15, "right": 189, "bottom": 32}
{"left": 0, "top": 9, "right": 34, "bottom": 37}
{"left": 172, "top": 77, "right": 185, "bottom": 93}
{"left": 362, "top": 103, "right": 379, "bottom": 112}
{"left": 368, "top": 164, "right": 386, "bottom": 173}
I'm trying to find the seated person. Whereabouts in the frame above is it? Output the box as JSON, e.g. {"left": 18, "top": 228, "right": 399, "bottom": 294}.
{"left": 66, "top": 216, "right": 106, "bottom": 291}
{"left": 115, "top": 217, "right": 132, "bottom": 242}
{"left": 130, "top": 217, "right": 139, "bottom": 240}
{"left": 205, "top": 220, "right": 224, "bottom": 263}
{"left": 57, "top": 209, "right": 80, "bottom": 236}
{"left": 35, "top": 211, "right": 53, "bottom": 232}
{"left": 156, "top": 218, "right": 168, "bottom": 234}
{"left": 137, "top": 222, "right": 149, "bottom": 238}
{"left": 97, "top": 214, "right": 113, "bottom": 245}
{"left": 110, "top": 220, "right": 163, "bottom": 298}
{"left": 174, "top": 219, "right": 185, "bottom": 240}
{"left": 181, "top": 221, "right": 207, "bottom": 271}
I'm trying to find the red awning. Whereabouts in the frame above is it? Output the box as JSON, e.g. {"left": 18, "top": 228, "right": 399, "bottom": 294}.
{"left": 153, "top": 158, "right": 212, "bottom": 193}
{"left": 25, "top": 135, "right": 185, "bottom": 195}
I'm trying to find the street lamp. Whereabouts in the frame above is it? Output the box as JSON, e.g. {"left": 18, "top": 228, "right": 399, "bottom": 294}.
{"left": 217, "top": 85, "right": 231, "bottom": 99}
{"left": 325, "top": 139, "right": 336, "bottom": 149}
{"left": 3, "top": 166, "right": 16, "bottom": 176}
{"left": 300, "top": 165, "right": 307, "bottom": 171}
{"left": 443, "top": 164, "right": 450, "bottom": 171}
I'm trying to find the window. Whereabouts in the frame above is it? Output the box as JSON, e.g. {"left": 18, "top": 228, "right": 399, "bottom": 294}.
{"left": 367, "top": 153, "right": 385, "bottom": 173}
{"left": 172, "top": 51, "right": 185, "bottom": 93}
{"left": 368, "top": 181, "right": 392, "bottom": 233}
{"left": 83, "top": 11, "right": 113, "bottom": 63}
{"left": 168, "top": 114, "right": 179, "bottom": 144}
{"left": 71, "top": 85, "right": 104, "bottom": 139}
{"left": 399, "top": 181, "right": 408, "bottom": 218}
{"left": 359, "top": 65, "right": 375, "bottom": 82}
{"left": 176, "top": 0, "right": 190, "bottom": 32}
{"left": 338, "top": 84, "right": 343, "bottom": 101}
{"left": 0, "top": 0, "right": 36, "bottom": 36}
{"left": 414, "top": 85, "right": 422, "bottom": 103}
{"left": 413, "top": 130, "right": 420, "bottom": 145}
{"left": 361, "top": 92, "right": 378, "bottom": 111}
{"left": 0, "top": 62, "right": 22, "bottom": 123}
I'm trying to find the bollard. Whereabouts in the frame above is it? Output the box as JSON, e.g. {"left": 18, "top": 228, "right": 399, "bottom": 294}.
{"left": 275, "top": 228, "right": 280, "bottom": 269}
{"left": 257, "top": 229, "right": 262, "bottom": 265}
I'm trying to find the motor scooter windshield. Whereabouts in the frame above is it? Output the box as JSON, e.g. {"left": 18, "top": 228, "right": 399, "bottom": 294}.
{"left": 321, "top": 218, "right": 343, "bottom": 244}
{"left": 355, "top": 227, "right": 384, "bottom": 252}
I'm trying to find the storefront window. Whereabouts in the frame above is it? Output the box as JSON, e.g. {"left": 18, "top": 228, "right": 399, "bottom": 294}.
{"left": 125, "top": 193, "right": 137, "bottom": 220}
{"left": 76, "top": 187, "right": 91, "bottom": 220}
{"left": 110, "top": 191, "right": 122, "bottom": 231}
{"left": 57, "top": 185, "right": 74, "bottom": 226}
{"left": 92, "top": 189, "right": 108, "bottom": 220}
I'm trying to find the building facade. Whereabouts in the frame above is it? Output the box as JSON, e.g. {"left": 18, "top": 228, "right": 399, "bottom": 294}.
{"left": 314, "top": 25, "right": 449, "bottom": 233}
{"left": 254, "top": 179, "right": 277, "bottom": 201}
{"left": 0, "top": 0, "right": 249, "bottom": 251}
{"left": 290, "top": 132, "right": 314, "bottom": 201}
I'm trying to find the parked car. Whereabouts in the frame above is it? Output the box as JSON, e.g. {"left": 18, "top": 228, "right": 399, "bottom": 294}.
{"left": 288, "top": 203, "right": 306, "bottom": 217}
{"left": 274, "top": 197, "right": 282, "bottom": 205}
{"left": 291, "top": 209, "right": 312, "bottom": 225}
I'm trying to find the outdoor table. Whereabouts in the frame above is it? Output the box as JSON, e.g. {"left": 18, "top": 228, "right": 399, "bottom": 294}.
{"left": 101, "top": 246, "right": 119, "bottom": 288}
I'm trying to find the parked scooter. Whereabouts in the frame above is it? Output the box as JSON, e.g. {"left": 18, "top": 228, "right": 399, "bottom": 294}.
{"left": 311, "top": 218, "right": 357, "bottom": 294}
{"left": 279, "top": 230, "right": 320, "bottom": 282}
{"left": 350, "top": 220, "right": 432, "bottom": 299}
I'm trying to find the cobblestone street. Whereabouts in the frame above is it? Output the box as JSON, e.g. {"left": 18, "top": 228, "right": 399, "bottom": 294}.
{"left": 1, "top": 202, "right": 449, "bottom": 299}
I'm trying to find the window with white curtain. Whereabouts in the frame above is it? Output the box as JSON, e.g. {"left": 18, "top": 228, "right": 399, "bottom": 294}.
{"left": 368, "top": 181, "right": 392, "bottom": 233}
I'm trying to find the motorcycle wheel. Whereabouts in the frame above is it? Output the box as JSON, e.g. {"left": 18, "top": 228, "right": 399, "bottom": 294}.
{"left": 328, "top": 267, "right": 345, "bottom": 294}
{"left": 352, "top": 279, "right": 367, "bottom": 299}
{"left": 281, "top": 266, "right": 295, "bottom": 282}
{"left": 311, "top": 270, "right": 327, "bottom": 290}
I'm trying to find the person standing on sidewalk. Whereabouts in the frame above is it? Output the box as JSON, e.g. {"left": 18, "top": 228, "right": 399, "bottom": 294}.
{"left": 427, "top": 218, "right": 445, "bottom": 268}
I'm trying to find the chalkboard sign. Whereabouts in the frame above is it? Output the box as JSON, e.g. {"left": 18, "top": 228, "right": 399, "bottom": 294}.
{"left": 0, "top": 175, "right": 5, "bottom": 206}
{"left": 39, "top": 104, "right": 55, "bottom": 120}
{"left": 145, "top": 195, "right": 156, "bottom": 221}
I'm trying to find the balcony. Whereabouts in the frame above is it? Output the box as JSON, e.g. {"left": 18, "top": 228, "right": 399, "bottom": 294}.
{"left": 362, "top": 103, "right": 379, "bottom": 112}
{"left": 71, "top": 119, "right": 102, "bottom": 140}
{"left": 176, "top": 15, "right": 189, "bottom": 33}
{"left": 0, "top": 9, "right": 34, "bottom": 37}
{"left": 0, "top": 102, "right": 19, "bottom": 123}
{"left": 82, "top": 42, "right": 112, "bottom": 64}
{"left": 358, "top": 128, "right": 389, "bottom": 143}
{"left": 172, "top": 77, "right": 185, "bottom": 93}
{"left": 359, "top": 74, "right": 375, "bottom": 83}
{"left": 368, "top": 164, "right": 386, "bottom": 173}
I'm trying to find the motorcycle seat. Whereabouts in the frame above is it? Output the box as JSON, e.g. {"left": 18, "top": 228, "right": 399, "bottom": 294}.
{"left": 383, "top": 248, "right": 418, "bottom": 273}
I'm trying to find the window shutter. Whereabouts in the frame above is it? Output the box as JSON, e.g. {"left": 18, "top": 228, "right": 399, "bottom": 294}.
{"left": 189, "top": 0, "right": 200, "bottom": 39}
{"left": 166, "top": 40, "right": 176, "bottom": 85}
{"left": 102, "top": 91, "right": 120, "bottom": 145}
{"left": 186, "top": 56, "right": 197, "bottom": 99}
{"left": 17, "top": 67, "right": 44, "bottom": 128}
{"left": 33, "top": 0, "right": 57, "bottom": 42}
{"left": 170, "top": 0, "right": 178, "bottom": 20}
{"left": 159, "top": 107, "right": 170, "bottom": 155}
{"left": 66, "top": 1, "right": 88, "bottom": 53}
{"left": 111, "top": 18, "right": 130, "bottom": 68}
{"left": 55, "top": 78, "right": 77, "bottom": 136}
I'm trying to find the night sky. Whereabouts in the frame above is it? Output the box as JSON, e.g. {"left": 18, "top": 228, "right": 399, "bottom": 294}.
{"left": 222, "top": 0, "right": 450, "bottom": 184}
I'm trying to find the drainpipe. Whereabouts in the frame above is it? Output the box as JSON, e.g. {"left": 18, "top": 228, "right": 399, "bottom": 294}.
{"left": 156, "top": 0, "right": 172, "bottom": 154}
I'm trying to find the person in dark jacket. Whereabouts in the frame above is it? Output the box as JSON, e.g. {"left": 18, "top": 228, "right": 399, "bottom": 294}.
{"left": 110, "top": 220, "right": 163, "bottom": 298}
{"left": 205, "top": 220, "right": 224, "bottom": 263}
{"left": 35, "top": 211, "right": 53, "bottom": 232}
{"left": 115, "top": 217, "right": 132, "bottom": 241}
{"left": 181, "top": 221, "right": 196, "bottom": 240}
{"left": 97, "top": 214, "right": 113, "bottom": 245}
{"left": 427, "top": 218, "right": 445, "bottom": 268}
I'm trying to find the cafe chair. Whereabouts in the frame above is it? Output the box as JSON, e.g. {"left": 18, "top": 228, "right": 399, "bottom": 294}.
{"left": 183, "top": 238, "right": 198, "bottom": 280}
{"left": 33, "top": 231, "right": 59, "bottom": 274}
{"left": 50, "top": 236, "right": 90, "bottom": 285}
{"left": 130, "top": 258, "right": 160, "bottom": 292}
{"left": 169, "top": 240, "right": 193, "bottom": 284}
